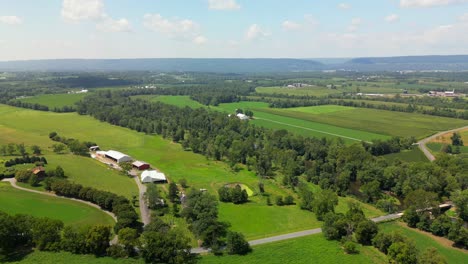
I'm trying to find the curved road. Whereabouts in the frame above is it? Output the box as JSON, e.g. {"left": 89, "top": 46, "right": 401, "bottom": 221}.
{"left": 191, "top": 212, "right": 404, "bottom": 254}
{"left": 418, "top": 125, "right": 468, "bottom": 161}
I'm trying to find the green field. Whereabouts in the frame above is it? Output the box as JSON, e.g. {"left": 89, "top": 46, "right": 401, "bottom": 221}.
{"left": 264, "top": 106, "right": 467, "bottom": 139}
{"left": 201, "top": 233, "right": 386, "bottom": 264}
{"left": 380, "top": 222, "right": 468, "bottom": 264}
{"left": 0, "top": 104, "right": 383, "bottom": 240}
{"left": 131, "top": 95, "right": 205, "bottom": 108}
{"left": 0, "top": 182, "right": 115, "bottom": 226}
{"left": 8, "top": 251, "right": 142, "bottom": 264}
{"left": 383, "top": 147, "right": 429, "bottom": 163}
{"left": 17, "top": 93, "right": 88, "bottom": 109}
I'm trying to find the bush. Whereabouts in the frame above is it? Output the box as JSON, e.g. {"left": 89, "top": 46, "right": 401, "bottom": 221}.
{"left": 226, "top": 231, "right": 251, "bottom": 255}
{"left": 275, "top": 196, "right": 284, "bottom": 206}
{"left": 284, "top": 195, "right": 294, "bottom": 205}
{"left": 343, "top": 241, "right": 359, "bottom": 254}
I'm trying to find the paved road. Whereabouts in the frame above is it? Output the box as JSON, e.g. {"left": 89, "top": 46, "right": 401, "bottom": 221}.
{"left": 133, "top": 175, "right": 151, "bottom": 226}
{"left": 418, "top": 125, "right": 468, "bottom": 161}
{"left": 191, "top": 212, "right": 406, "bottom": 254}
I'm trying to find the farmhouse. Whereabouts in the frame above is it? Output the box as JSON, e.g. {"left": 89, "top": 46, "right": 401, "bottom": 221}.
{"left": 132, "top": 160, "right": 150, "bottom": 170}
{"left": 31, "top": 166, "right": 45, "bottom": 177}
{"left": 140, "top": 170, "right": 167, "bottom": 183}
{"left": 105, "top": 150, "right": 132, "bottom": 163}
{"left": 236, "top": 113, "right": 249, "bottom": 120}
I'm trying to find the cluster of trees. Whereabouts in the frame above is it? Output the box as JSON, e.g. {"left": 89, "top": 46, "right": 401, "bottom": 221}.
{"left": 0, "top": 211, "right": 112, "bottom": 261}
{"left": 49, "top": 132, "right": 95, "bottom": 156}
{"left": 45, "top": 178, "right": 141, "bottom": 232}
{"left": 76, "top": 91, "right": 467, "bottom": 212}
{"left": 402, "top": 189, "right": 468, "bottom": 249}
{"left": 362, "top": 136, "right": 417, "bottom": 156}
{"left": 6, "top": 100, "right": 77, "bottom": 113}
{"left": 4, "top": 155, "right": 47, "bottom": 167}
{"left": 0, "top": 143, "right": 41, "bottom": 156}
{"left": 181, "top": 189, "right": 251, "bottom": 255}
{"left": 218, "top": 185, "right": 249, "bottom": 204}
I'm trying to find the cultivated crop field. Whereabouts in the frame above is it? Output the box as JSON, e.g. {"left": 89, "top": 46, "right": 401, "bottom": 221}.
{"left": 0, "top": 182, "right": 115, "bottom": 226}
{"left": 380, "top": 222, "right": 468, "bottom": 264}
{"left": 17, "top": 93, "right": 88, "bottom": 109}
{"left": 200, "top": 233, "right": 386, "bottom": 264}
{"left": 263, "top": 106, "right": 467, "bottom": 139}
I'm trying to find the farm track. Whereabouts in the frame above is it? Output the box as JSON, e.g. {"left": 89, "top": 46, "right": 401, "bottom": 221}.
{"left": 133, "top": 175, "right": 151, "bottom": 226}
{"left": 418, "top": 125, "right": 468, "bottom": 161}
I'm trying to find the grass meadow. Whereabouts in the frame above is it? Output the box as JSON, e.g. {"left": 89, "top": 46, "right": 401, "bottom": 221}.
{"left": 0, "top": 182, "right": 115, "bottom": 226}
{"left": 382, "top": 147, "right": 429, "bottom": 163}
{"left": 17, "top": 93, "right": 88, "bottom": 109}
{"left": 7, "top": 251, "right": 143, "bottom": 264}
{"left": 380, "top": 221, "right": 468, "bottom": 264}
{"left": 200, "top": 233, "right": 387, "bottom": 264}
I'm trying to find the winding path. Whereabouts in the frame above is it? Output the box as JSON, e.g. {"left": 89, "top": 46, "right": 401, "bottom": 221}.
{"left": 418, "top": 125, "right": 468, "bottom": 161}
{"left": 133, "top": 175, "right": 151, "bottom": 226}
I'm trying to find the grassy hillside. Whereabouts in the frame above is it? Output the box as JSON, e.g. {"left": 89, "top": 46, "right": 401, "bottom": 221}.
{"left": 0, "top": 182, "right": 115, "bottom": 226}
{"left": 380, "top": 222, "right": 468, "bottom": 264}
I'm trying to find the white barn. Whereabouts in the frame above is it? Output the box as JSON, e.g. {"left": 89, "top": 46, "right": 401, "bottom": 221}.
{"left": 105, "top": 150, "right": 132, "bottom": 163}
{"left": 141, "top": 170, "right": 167, "bottom": 183}
{"left": 236, "top": 113, "right": 249, "bottom": 120}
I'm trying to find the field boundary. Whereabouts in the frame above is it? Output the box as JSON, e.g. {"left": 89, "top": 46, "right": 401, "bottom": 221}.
{"left": 417, "top": 125, "right": 468, "bottom": 161}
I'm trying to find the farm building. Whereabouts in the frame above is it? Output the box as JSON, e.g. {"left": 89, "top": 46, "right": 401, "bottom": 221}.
{"left": 236, "top": 113, "right": 249, "bottom": 120}
{"left": 105, "top": 150, "right": 132, "bottom": 163}
{"left": 31, "top": 167, "right": 45, "bottom": 177}
{"left": 89, "top": 146, "right": 100, "bottom": 151}
{"left": 132, "top": 161, "right": 150, "bottom": 170}
{"left": 141, "top": 170, "right": 167, "bottom": 183}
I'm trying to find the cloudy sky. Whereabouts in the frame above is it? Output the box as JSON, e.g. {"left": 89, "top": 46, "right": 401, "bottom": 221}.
{"left": 1, "top": 0, "right": 468, "bottom": 60}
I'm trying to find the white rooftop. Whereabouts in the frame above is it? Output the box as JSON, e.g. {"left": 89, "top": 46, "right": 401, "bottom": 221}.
{"left": 106, "top": 150, "right": 131, "bottom": 160}
{"left": 141, "top": 170, "right": 167, "bottom": 183}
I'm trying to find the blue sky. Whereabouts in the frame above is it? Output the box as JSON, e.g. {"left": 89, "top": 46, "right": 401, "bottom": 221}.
{"left": 1, "top": 0, "right": 468, "bottom": 60}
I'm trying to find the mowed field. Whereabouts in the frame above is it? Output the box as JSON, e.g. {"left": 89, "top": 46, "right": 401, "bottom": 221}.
{"left": 263, "top": 106, "right": 467, "bottom": 139}
{"left": 0, "top": 182, "right": 115, "bottom": 226}
{"left": 17, "top": 93, "right": 88, "bottom": 109}
{"left": 0, "top": 104, "right": 383, "bottom": 240}
{"left": 200, "top": 233, "right": 386, "bottom": 264}
{"left": 380, "top": 222, "right": 468, "bottom": 264}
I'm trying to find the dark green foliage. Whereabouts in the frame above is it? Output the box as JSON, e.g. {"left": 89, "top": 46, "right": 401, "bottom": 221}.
{"left": 284, "top": 195, "right": 294, "bottom": 205}
{"left": 430, "top": 214, "right": 452, "bottom": 237}
{"left": 85, "top": 225, "right": 111, "bottom": 256}
{"left": 168, "top": 182, "right": 179, "bottom": 203}
{"left": 402, "top": 207, "right": 420, "bottom": 228}
{"left": 55, "top": 165, "right": 65, "bottom": 178}
{"left": 452, "top": 189, "right": 468, "bottom": 221}
{"left": 342, "top": 240, "right": 359, "bottom": 254}
{"left": 31, "top": 218, "right": 64, "bottom": 251}
{"left": 451, "top": 132, "right": 464, "bottom": 146}
{"left": 226, "top": 231, "right": 252, "bottom": 255}
{"left": 15, "top": 169, "right": 33, "bottom": 183}
{"left": 275, "top": 196, "right": 284, "bottom": 206}
{"left": 179, "top": 178, "right": 188, "bottom": 188}
{"left": 387, "top": 241, "right": 419, "bottom": 264}
{"left": 5, "top": 155, "right": 46, "bottom": 167}
{"left": 31, "top": 145, "right": 42, "bottom": 155}
{"left": 28, "top": 173, "right": 39, "bottom": 186}
{"left": 372, "top": 231, "right": 406, "bottom": 254}
{"left": 140, "top": 228, "right": 194, "bottom": 264}
{"left": 145, "top": 184, "right": 165, "bottom": 210}
{"left": 217, "top": 185, "right": 248, "bottom": 204}
{"left": 218, "top": 186, "right": 231, "bottom": 202}
{"left": 418, "top": 247, "right": 448, "bottom": 264}
{"left": 313, "top": 190, "right": 338, "bottom": 221}
{"left": 355, "top": 220, "right": 378, "bottom": 245}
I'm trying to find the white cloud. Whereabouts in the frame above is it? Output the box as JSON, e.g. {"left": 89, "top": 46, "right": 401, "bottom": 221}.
{"left": 96, "top": 17, "right": 131, "bottom": 32}
{"left": 61, "top": 0, "right": 104, "bottom": 22}
{"left": 143, "top": 14, "right": 204, "bottom": 44}
{"left": 282, "top": 20, "right": 301, "bottom": 31}
{"left": 0, "top": 16, "right": 23, "bottom": 25}
{"left": 193, "top": 35, "right": 208, "bottom": 45}
{"left": 208, "top": 0, "right": 240, "bottom": 10}
{"left": 400, "top": 0, "right": 468, "bottom": 8}
{"left": 245, "top": 24, "right": 270, "bottom": 40}
{"left": 338, "top": 3, "right": 351, "bottom": 9}
{"left": 459, "top": 13, "right": 468, "bottom": 22}
{"left": 385, "top": 14, "right": 400, "bottom": 23}
{"left": 347, "top": 18, "right": 362, "bottom": 32}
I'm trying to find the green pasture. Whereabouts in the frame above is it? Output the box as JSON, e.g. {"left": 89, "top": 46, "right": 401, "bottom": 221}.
{"left": 0, "top": 182, "right": 115, "bottom": 226}
{"left": 201, "top": 233, "right": 386, "bottom": 264}
{"left": 256, "top": 86, "right": 343, "bottom": 97}
{"left": 17, "top": 93, "right": 88, "bottom": 109}
{"left": 131, "top": 95, "right": 205, "bottom": 108}
{"left": 8, "top": 251, "right": 142, "bottom": 264}
{"left": 264, "top": 106, "right": 467, "bottom": 139}
{"left": 382, "top": 147, "right": 429, "bottom": 163}
{"left": 380, "top": 222, "right": 468, "bottom": 264}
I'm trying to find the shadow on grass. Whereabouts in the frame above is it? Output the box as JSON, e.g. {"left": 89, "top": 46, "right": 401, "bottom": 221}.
{"left": 3, "top": 247, "right": 33, "bottom": 263}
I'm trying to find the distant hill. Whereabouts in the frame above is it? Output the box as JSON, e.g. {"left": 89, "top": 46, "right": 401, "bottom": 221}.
{"left": 0, "top": 58, "right": 324, "bottom": 73}
{"left": 344, "top": 55, "right": 468, "bottom": 71}
{"left": 2, "top": 55, "right": 468, "bottom": 72}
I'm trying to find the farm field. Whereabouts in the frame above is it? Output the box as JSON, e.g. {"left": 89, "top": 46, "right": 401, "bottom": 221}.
{"left": 200, "top": 232, "right": 386, "bottom": 264}
{"left": 382, "top": 147, "right": 429, "bottom": 163}
{"left": 263, "top": 106, "right": 468, "bottom": 139}
{"left": 380, "top": 221, "right": 468, "bottom": 264}
{"left": 17, "top": 93, "right": 88, "bottom": 109}
{"left": 430, "top": 128, "right": 468, "bottom": 144}
{"left": 0, "top": 182, "right": 115, "bottom": 226}
{"left": 8, "top": 251, "right": 143, "bottom": 264}
{"left": 131, "top": 95, "right": 205, "bottom": 108}
{"left": 0, "top": 104, "right": 384, "bottom": 240}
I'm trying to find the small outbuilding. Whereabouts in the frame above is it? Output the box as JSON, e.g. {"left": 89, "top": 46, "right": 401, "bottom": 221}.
{"left": 132, "top": 161, "right": 150, "bottom": 170}
{"left": 105, "top": 150, "right": 132, "bottom": 163}
{"left": 141, "top": 170, "right": 167, "bottom": 183}
{"left": 89, "top": 146, "right": 100, "bottom": 151}
{"left": 236, "top": 113, "right": 249, "bottom": 121}
{"left": 31, "top": 166, "right": 46, "bottom": 177}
